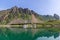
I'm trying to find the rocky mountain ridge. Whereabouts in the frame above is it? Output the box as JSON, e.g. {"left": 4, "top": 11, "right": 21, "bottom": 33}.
{"left": 0, "top": 6, "right": 59, "bottom": 24}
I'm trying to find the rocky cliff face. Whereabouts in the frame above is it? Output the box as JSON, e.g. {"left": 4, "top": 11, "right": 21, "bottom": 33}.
{"left": 0, "top": 6, "right": 41, "bottom": 24}
{"left": 0, "top": 6, "right": 59, "bottom": 24}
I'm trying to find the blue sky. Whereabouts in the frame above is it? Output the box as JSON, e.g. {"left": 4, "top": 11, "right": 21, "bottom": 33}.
{"left": 0, "top": 0, "right": 60, "bottom": 16}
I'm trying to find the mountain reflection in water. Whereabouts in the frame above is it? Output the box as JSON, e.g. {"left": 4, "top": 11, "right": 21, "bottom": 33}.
{"left": 0, "top": 27, "right": 60, "bottom": 40}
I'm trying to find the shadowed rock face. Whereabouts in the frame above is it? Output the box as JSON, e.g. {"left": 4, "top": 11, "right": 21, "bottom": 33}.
{"left": 54, "top": 14, "right": 59, "bottom": 20}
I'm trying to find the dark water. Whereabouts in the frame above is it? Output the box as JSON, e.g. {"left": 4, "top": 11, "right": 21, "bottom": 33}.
{"left": 0, "top": 27, "right": 60, "bottom": 40}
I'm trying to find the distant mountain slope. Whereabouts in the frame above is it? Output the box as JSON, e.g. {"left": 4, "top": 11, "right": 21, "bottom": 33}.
{"left": 0, "top": 6, "right": 59, "bottom": 24}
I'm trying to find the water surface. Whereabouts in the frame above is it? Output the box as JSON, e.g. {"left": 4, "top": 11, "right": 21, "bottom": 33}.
{"left": 0, "top": 27, "right": 60, "bottom": 40}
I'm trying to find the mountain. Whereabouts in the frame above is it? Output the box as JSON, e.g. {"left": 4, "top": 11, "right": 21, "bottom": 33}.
{"left": 0, "top": 6, "right": 59, "bottom": 24}
{"left": 54, "top": 14, "right": 60, "bottom": 20}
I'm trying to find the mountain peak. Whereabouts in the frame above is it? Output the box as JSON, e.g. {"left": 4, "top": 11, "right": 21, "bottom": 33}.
{"left": 11, "top": 6, "right": 19, "bottom": 13}
{"left": 12, "top": 6, "right": 18, "bottom": 9}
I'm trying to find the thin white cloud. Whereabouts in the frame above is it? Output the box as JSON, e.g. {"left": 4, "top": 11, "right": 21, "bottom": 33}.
{"left": 49, "top": 0, "right": 60, "bottom": 16}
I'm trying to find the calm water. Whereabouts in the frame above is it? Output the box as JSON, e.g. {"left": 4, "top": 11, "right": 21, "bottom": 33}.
{"left": 0, "top": 27, "right": 60, "bottom": 40}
